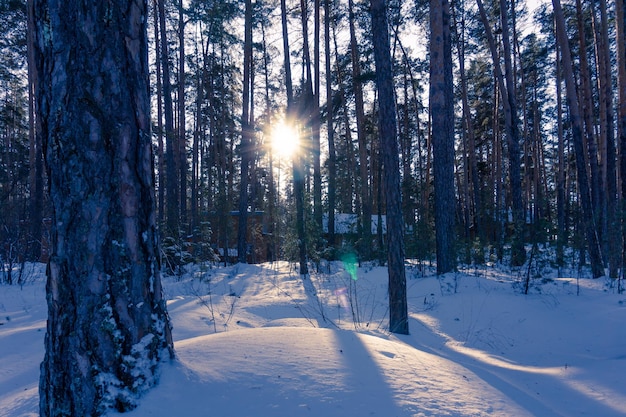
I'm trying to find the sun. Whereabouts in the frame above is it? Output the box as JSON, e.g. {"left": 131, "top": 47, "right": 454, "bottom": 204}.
{"left": 271, "top": 121, "right": 299, "bottom": 158}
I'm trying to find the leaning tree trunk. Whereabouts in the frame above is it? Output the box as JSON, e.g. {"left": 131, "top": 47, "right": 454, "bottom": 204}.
{"left": 553, "top": 0, "right": 605, "bottom": 278}
{"left": 476, "top": 0, "right": 526, "bottom": 266}
{"left": 370, "top": 0, "right": 408, "bottom": 335}
{"left": 34, "top": 1, "right": 174, "bottom": 415}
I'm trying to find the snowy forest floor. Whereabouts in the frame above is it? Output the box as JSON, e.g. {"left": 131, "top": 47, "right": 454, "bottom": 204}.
{"left": 1, "top": 259, "right": 625, "bottom": 416}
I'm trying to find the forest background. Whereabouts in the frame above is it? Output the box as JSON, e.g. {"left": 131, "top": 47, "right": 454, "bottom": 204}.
{"left": 1, "top": 0, "right": 626, "bottom": 286}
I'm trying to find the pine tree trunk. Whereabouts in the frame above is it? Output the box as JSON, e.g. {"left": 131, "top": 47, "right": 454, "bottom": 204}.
{"left": 178, "top": 0, "right": 187, "bottom": 229}
{"left": 593, "top": 0, "right": 618, "bottom": 277}
{"left": 476, "top": 0, "right": 526, "bottom": 266}
{"left": 454, "top": 5, "right": 484, "bottom": 262}
{"left": 616, "top": 0, "right": 626, "bottom": 280}
{"left": 153, "top": 0, "right": 165, "bottom": 226}
{"left": 370, "top": 0, "right": 408, "bottom": 334}
{"left": 34, "top": 1, "right": 174, "bottom": 415}
{"left": 349, "top": 0, "right": 372, "bottom": 260}
{"left": 238, "top": 0, "right": 253, "bottom": 264}
{"left": 498, "top": 0, "right": 526, "bottom": 266}
{"left": 27, "top": 0, "right": 44, "bottom": 262}
{"left": 282, "top": 0, "right": 307, "bottom": 274}
{"left": 576, "top": 0, "right": 603, "bottom": 222}
{"left": 430, "top": 0, "right": 457, "bottom": 274}
{"left": 313, "top": 0, "right": 323, "bottom": 232}
{"left": 553, "top": 0, "right": 605, "bottom": 278}
{"left": 158, "top": 0, "right": 179, "bottom": 236}
{"left": 325, "top": 0, "right": 337, "bottom": 249}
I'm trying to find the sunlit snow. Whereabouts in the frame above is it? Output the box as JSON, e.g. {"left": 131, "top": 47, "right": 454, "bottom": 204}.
{"left": 1, "top": 260, "right": 625, "bottom": 416}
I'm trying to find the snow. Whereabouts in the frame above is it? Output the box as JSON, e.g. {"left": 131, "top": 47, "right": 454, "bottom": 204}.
{"left": 1, "top": 260, "right": 625, "bottom": 416}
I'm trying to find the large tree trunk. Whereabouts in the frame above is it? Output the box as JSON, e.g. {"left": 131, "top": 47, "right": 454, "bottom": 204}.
{"left": 553, "top": 0, "right": 605, "bottom": 278}
{"left": 34, "top": 1, "right": 174, "bottom": 415}
{"left": 370, "top": 0, "right": 408, "bottom": 335}
{"left": 430, "top": 0, "right": 456, "bottom": 274}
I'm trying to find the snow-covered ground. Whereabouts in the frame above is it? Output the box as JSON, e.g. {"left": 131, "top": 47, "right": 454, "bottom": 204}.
{"left": 1, "top": 259, "right": 625, "bottom": 416}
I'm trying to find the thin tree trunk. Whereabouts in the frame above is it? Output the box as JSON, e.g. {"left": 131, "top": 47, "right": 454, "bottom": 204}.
{"left": 576, "top": 0, "right": 603, "bottom": 221}
{"left": 333, "top": 21, "right": 358, "bottom": 214}
{"left": 158, "top": 0, "right": 179, "bottom": 235}
{"left": 313, "top": 0, "right": 323, "bottom": 231}
{"left": 370, "top": 0, "right": 408, "bottom": 334}
{"left": 454, "top": 2, "right": 484, "bottom": 262}
{"left": 553, "top": 0, "right": 605, "bottom": 278}
{"left": 616, "top": 0, "right": 626, "bottom": 283}
{"left": 153, "top": 0, "right": 165, "bottom": 226}
{"left": 260, "top": 17, "right": 277, "bottom": 261}
{"left": 349, "top": 0, "right": 372, "bottom": 260}
{"left": 430, "top": 0, "right": 456, "bottom": 274}
{"left": 282, "top": 0, "right": 308, "bottom": 274}
{"left": 498, "top": 0, "right": 526, "bottom": 266}
{"left": 594, "top": 0, "right": 618, "bottom": 277}
{"left": 325, "top": 0, "right": 336, "bottom": 249}
{"left": 178, "top": 0, "right": 187, "bottom": 228}
{"left": 27, "top": 0, "right": 43, "bottom": 262}
{"left": 34, "top": 1, "right": 174, "bottom": 414}
{"left": 238, "top": 0, "right": 253, "bottom": 263}
{"left": 476, "top": 0, "right": 526, "bottom": 265}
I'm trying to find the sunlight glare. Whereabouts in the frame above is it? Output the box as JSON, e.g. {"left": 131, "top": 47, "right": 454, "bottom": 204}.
{"left": 271, "top": 121, "right": 299, "bottom": 158}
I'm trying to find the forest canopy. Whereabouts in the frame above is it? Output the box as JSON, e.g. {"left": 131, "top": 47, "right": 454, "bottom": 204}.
{"left": 1, "top": 0, "right": 625, "bottom": 284}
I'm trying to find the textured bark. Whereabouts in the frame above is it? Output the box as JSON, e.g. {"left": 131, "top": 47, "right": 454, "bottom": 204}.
{"left": 370, "top": 0, "right": 408, "bottom": 335}
{"left": 27, "top": 0, "right": 44, "bottom": 261}
{"left": 430, "top": 0, "right": 457, "bottom": 274}
{"left": 34, "top": 1, "right": 174, "bottom": 415}
{"left": 553, "top": 0, "right": 605, "bottom": 278}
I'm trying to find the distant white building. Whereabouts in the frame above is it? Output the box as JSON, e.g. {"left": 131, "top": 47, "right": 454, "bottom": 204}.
{"left": 322, "top": 213, "right": 387, "bottom": 235}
